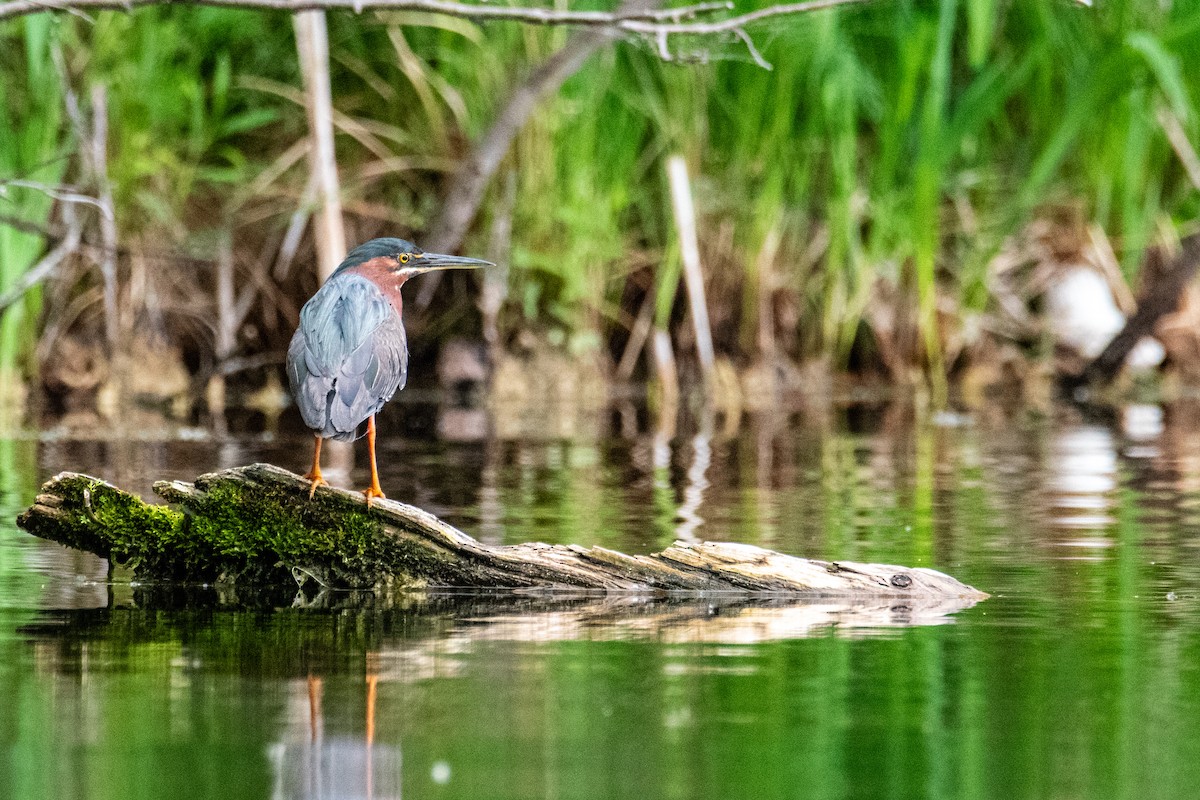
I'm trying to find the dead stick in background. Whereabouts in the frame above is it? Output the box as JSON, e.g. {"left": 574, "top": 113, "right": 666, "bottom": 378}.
{"left": 617, "top": 290, "right": 656, "bottom": 382}
{"left": 0, "top": 205, "right": 83, "bottom": 313}
{"left": 89, "top": 85, "right": 120, "bottom": 363}
{"left": 294, "top": 9, "right": 353, "bottom": 473}
{"left": 667, "top": 155, "right": 716, "bottom": 393}
{"left": 294, "top": 10, "right": 346, "bottom": 284}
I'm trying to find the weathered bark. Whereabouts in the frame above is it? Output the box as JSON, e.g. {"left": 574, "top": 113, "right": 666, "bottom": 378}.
{"left": 18, "top": 463, "right": 987, "bottom": 599}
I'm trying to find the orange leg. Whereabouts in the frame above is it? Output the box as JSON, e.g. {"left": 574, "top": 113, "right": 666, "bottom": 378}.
{"left": 307, "top": 675, "right": 323, "bottom": 742}
{"left": 366, "top": 672, "right": 378, "bottom": 744}
{"left": 304, "top": 436, "right": 328, "bottom": 499}
{"left": 362, "top": 415, "right": 385, "bottom": 506}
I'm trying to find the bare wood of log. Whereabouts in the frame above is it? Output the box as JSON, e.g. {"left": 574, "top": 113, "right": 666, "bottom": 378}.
{"left": 1070, "top": 232, "right": 1200, "bottom": 392}
{"left": 17, "top": 463, "right": 987, "bottom": 600}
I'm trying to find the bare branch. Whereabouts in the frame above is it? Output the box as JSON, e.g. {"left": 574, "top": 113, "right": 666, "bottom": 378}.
{"left": 623, "top": 0, "right": 865, "bottom": 34}
{"left": 6, "top": 0, "right": 96, "bottom": 21}
{"left": 0, "top": 0, "right": 864, "bottom": 31}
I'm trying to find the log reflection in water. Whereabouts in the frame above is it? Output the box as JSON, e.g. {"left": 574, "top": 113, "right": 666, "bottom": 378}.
{"left": 404, "top": 593, "right": 978, "bottom": 648}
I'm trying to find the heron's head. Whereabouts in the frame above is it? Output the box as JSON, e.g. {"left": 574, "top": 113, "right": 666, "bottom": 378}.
{"left": 337, "top": 237, "right": 494, "bottom": 279}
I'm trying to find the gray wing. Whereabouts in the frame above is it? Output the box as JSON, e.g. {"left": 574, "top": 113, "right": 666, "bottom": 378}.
{"left": 286, "top": 274, "right": 408, "bottom": 440}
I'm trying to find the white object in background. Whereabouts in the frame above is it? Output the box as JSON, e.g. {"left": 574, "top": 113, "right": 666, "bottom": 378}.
{"left": 1044, "top": 265, "right": 1164, "bottom": 369}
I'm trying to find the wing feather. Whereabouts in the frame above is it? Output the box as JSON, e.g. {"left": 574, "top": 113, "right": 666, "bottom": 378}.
{"left": 286, "top": 274, "right": 407, "bottom": 440}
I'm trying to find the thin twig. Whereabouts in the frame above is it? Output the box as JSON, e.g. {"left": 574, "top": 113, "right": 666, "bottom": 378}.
{"left": 732, "top": 26, "right": 771, "bottom": 69}
{"left": 656, "top": 28, "right": 671, "bottom": 60}
{"left": 616, "top": 288, "right": 656, "bottom": 381}
{"left": 0, "top": 212, "right": 58, "bottom": 239}
{"left": 621, "top": 0, "right": 864, "bottom": 34}
{"left": 0, "top": 179, "right": 112, "bottom": 219}
{"left": 273, "top": 171, "right": 319, "bottom": 281}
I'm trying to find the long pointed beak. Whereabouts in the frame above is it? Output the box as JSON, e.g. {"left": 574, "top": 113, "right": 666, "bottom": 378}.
{"left": 405, "top": 252, "right": 494, "bottom": 274}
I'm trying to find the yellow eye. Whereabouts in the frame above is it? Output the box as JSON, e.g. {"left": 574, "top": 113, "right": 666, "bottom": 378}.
{"left": 399, "top": 253, "right": 410, "bottom": 264}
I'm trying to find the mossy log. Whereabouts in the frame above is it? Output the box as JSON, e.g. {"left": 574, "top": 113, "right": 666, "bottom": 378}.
{"left": 18, "top": 463, "right": 987, "bottom": 599}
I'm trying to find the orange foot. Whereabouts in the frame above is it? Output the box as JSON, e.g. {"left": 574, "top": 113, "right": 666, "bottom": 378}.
{"left": 304, "top": 471, "right": 328, "bottom": 499}
{"left": 362, "top": 485, "right": 386, "bottom": 507}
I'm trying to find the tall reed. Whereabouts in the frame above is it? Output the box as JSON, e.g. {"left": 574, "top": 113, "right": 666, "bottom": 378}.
{"left": 0, "top": 18, "right": 66, "bottom": 398}
{"left": 2, "top": 0, "right": 1199, "bottom": 386}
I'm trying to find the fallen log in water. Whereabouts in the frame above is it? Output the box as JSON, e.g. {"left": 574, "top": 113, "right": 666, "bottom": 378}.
{"left": 17, "top": 463, "right": 987, "bottom": 600}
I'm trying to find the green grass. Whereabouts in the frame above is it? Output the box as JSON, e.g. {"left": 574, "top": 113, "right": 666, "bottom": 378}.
{"left": 2, "top": 0, "right": 1200, "bottom": 386}
{"left": 0, "top": 17, "right": 66, "bottom": 396}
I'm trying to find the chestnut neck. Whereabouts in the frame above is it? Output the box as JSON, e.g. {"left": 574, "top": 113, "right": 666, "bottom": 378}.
{"left": 342, "top": 256, "right": 407, "bottom": 316}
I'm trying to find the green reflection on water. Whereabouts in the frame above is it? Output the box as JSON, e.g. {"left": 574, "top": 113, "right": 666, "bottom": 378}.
{"left": 2, "top": 596, "right": 1199, "bottom": 800}
{"left": 2, "top": 412, "right": 1200, "bottom": 799}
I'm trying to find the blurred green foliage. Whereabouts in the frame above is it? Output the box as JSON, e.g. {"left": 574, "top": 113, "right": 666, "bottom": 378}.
{"left": 0, "top": 17, "right": 65, "bottom": 391}
{"left": 2, "top": 0, "right": 1199, "bottom": 377}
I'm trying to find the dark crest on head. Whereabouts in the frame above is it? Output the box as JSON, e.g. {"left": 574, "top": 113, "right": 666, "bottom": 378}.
{"left": 336, "top": 238, "right": 423, "bottom": 273}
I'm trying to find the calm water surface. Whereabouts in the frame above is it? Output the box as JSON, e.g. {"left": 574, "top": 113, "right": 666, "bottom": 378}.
{"left": 2, "top": 400, "right": 1199, "bottom": 799}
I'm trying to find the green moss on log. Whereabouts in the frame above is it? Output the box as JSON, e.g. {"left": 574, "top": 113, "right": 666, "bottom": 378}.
{"left": 166, "top": 469, "right": 488, "bottom": 589}
{"left": 18, "top": 471, "right": 415, "bottom": 587}
{"left": 176, "top": 478, "right": 404, "bottom": 588}
{"left": 16, "top": 474, "right": 184, "bottom": 569}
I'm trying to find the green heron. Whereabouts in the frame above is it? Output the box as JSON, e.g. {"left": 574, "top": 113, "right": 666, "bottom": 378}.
{"left": 287, "top": 237, "right": 493, "bottom": 504}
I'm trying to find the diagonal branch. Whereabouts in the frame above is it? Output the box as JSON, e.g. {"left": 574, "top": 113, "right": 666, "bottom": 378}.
{"left": 415, "top": 0, "right": 659, "bottom": 306}
{"left": 0, "top": 205, "right": 83, "bottom": 312}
